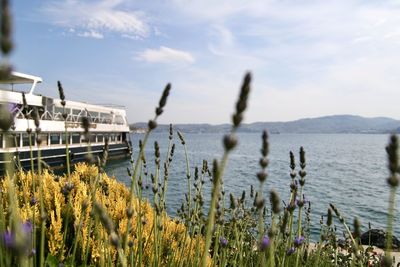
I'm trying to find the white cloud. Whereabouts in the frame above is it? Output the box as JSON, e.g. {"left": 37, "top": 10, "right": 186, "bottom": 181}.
{"left": 78, "top": 30, "right": 104, "bottom": 39}
{"left": 33, "top": 0, "right": 400, "bottom": 123}
{"left": 42, "top": 0, "right": 149, "bottom": 39}
{"left": 136, "top": 46, "right": 195, "bottom": 64}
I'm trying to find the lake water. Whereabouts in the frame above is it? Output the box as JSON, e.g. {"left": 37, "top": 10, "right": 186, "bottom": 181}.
{"left": 105, "top": 132, "right": 400, "bottom": 240}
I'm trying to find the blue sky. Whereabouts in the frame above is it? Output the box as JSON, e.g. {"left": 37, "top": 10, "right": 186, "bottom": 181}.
{"left": 9, "top": 0, "right": 400, "bottom": 124}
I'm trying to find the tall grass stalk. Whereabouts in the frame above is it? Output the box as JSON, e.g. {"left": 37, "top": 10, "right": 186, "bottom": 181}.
{"left": 124, "top": 83, "right": 171, "bottom": 253}
{"left": 202, "top": 72, "right": 251, "bottom": 267}
{"left": 384, "top": 134, "right": 399, "bottom": 266}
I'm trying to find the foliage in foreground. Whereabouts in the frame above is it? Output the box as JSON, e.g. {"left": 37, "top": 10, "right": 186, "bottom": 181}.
{"left": 0, "top": 163, "right": 206, "bottom": 266}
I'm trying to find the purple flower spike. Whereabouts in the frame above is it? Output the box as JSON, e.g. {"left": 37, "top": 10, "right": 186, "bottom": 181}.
{"left": 3, "top": 231, "right": 15, "bottom": 248}
{"left": 259, "top": 235, "right": 270, "bottom": 251}
{"left": 29, "top": 248, "right": 36, "bottom": 257}
{"left": 219, "top": 237, "right": 228, "bottom": 247}
{"left": 287, "top": 247, "right": 296, "bottom": 256}
{"left": 294, "top": 236, "right": 305, "bottom": 247}
{"left": 30, "top": 197, "right": 37, "bottom": 206}
{"left": 22, "top": 221, "right": 33, "bottom": 234}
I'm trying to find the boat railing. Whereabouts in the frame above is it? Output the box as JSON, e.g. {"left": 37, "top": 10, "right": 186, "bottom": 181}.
{"left": 11, "top": 105, "right": 126, "bottom": 126}
{"left": 95, "top": 103, "right": 126, "bottom": 109}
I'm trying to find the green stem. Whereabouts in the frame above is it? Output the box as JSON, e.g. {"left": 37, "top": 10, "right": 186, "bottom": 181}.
{"left": 64, "top": 123, "right": 71, "bottom": 177}
{"left": 257, "top": 181, "right": 265, "bottom": 266}
{"left": 294, "top": 187, "right": 304, "bottom": 267}
{"left": 386, "top": 186, "right": 396, "bottom": 258}
{"left": 124, "top": 120, "right": 155, "bottom": 252}
{"left": 268, "top": 214, "right": 276, "bottom": 267}
{"left": 201, "top": 152, "right": 229, "bottom": 267}
{"left": 38, "top": 148, "right": 45, "bottom": 267}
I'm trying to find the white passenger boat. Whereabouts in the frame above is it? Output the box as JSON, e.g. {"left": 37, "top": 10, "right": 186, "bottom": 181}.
{"left": 0, "top": 72, "right": 131, "bottom": 172}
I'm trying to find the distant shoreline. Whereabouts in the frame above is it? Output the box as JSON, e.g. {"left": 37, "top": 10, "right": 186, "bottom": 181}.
{"left": 130, "top": 114, "right": 400, "bottom": 135}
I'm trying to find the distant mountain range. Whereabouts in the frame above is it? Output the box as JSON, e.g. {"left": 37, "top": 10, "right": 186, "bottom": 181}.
{"left": 130, "top": 115, "right": 400, "bottom": 134}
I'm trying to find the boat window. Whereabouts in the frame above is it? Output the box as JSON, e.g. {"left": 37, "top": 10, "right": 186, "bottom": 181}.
{"left": 72, "top": 109, "right": 81, "bottom": 115}
{"left": 61, "top": 134, "right": 70, "bottom": 144}
{"left": 89, "top": 111, "right": 98, "bottom": 117}
{"left": 109, "top": 134, "right": 115, "bottom": 142}
{"left": 22, "top": 133, "right": 35, "bottom": 147}
{"left": 54, "top": 106, "right": 64, "bottom": 114}
{"left": 0, "top": 134, "right": 2, "bottom": 148}
{"left": 114, "top": 115, "right": 125, "bottom": 125}
{"left": 97, "top": 134, "right": 104, "bottom": 143}
{"left": 38, "top": 134, "right": 48, "bottom": 146}
{"left": 72, "top": 133, "right": 81, "bottom": 144}
{"left": 117, "top": 134, "right": 121, "bottom": 141}
{"left": 5, "top": 134, "right": 20, "bottom": 148}
{"left": 50, "top": 133, "right": 60, "bottom": 145}
{"left": 100, "top": 113, "right": 112, "bottom": 124}
{"left": 90, "top": 134, "right": 96, "bottom": 143}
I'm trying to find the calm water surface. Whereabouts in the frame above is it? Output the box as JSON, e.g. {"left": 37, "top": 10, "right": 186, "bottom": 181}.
{"left": 105, "top": 133, "right": 399, "bottom": 240}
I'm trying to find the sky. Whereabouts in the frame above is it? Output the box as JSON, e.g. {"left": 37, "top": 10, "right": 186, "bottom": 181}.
{"left": 8, "top": 0, "right": 400, "bottom": 124}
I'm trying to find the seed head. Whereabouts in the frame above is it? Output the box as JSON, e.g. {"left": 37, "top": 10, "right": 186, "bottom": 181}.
{"left": 386, "top": 135, "right": 399, "bottom": 187}
{"left": 288, "top": 201, "right": 296, "bottom": 213}
{"left": 57, "top": 81, "right": 65, "bottom": 102}
{"left": 223, "top": 134, "right": 237, "bottom": 151}
{"left": 269, "top": 190, "right": 281, "bottom": 214}
{"left": 100, "top": 138, "right": 109, "bottom": 168}
{"left": 154, "top": 141, "right": 160, "bottom": 159}
{"left": 299, "top": 147, "right": 306, "bottom": 169}
{"left": 261, "top": 130, "right": 269, "bottom": 157}
{"left": 155, "top": 83, "right": 171, "bottom": 116}
{"left": 299, "top": 170, "right": 306, "bottom": 179}
{"left": 232, "top": 72, "right": 251, "bottom": 128}
{"left": 240, "top": 190, "right": 246, "bottom": 203}
{"left": 281, "top": 210, "right": 289, "bottom": 233}
{"left": 212, "top": 159, "right": 219, "bottom": 184}
{"left": 32, "top": 107, "right": 40, "bottom": 128}
{"left": 257, "top": 171, "right": 267, "bottom": 183}
{"left": 290, "top": 151, "right": 296, "bottom": 170}
{"left": 21, "top": 93, "right": 28, "bottom": 110}
{"left": 1, "top": 0, "right": 13, "bottom": 55}
{"left": 169, "top": 124, "right": 173, "bottom": 140}
{"left": 93, "top": 202, "right": 114, "bottom": 234}
{"left": 229, "top": 193, "right": 236, "bottom": 209}
{"left": 177, "top": 131, "right": 185, "bottom": 145}
{"left": 81, "top": 116, "right": 90, "bottom": 134}
{"left": 255, "top": 195, "right": 265, "bottom": 210}
{"left": 0, "top": 104, "right": 13, "bottom": 131}
{"left": 327, "top": 208, "right": 333, "bottom": 226}
{"left": 329, "top": 203, "right": 344, "bottom": 223}
{"left": 148, "top": 120, "right": 157, "bottom": 130}
{"left": 126, "top": 207, "right": 133, "bottom": 219}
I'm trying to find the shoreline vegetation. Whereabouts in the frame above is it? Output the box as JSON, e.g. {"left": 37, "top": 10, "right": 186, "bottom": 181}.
{"left": 1, "top": 2, "right": 400, "bottom": 266}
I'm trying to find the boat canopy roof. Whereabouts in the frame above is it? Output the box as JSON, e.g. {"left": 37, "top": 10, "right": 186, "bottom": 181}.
{"left": 0, "top": 72, "right": 42, "bottom": 94}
